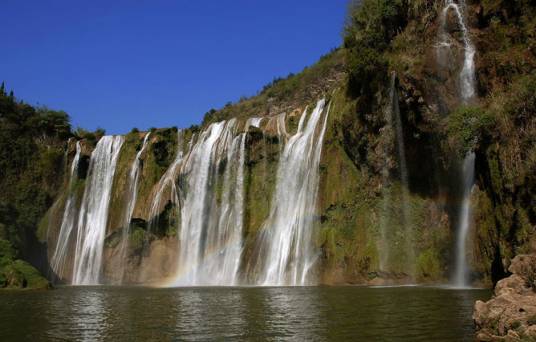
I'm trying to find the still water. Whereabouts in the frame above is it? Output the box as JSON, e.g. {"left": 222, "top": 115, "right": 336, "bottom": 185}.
{"left": 0, "top": 286, "right": 489, "bottom": 341}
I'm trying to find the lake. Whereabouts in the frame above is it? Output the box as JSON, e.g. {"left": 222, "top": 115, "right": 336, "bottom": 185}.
{"left": 0, "top": 286, "right": 490, "bottom": 341}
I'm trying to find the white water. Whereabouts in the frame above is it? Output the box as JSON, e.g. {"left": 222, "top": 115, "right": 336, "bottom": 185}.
{"left": 454, "top": 152, "right": 475, "bottom": 287}
{"left": 72, "top": 136, "right": 124, "bottom": 285}
{"left": 148, "top": 130, "right": 186, "bottom": 226}
{"left": 246, "top": 117, "right": 264, "bottom": 129}
{"left": 56, "top": 100, "right": 329, "bottom": 286}
{"left": 437, "top": 0, "right": 477, "bottom": 287}
{"left": 51, "top": 141, "right": 81, "bottom": 279}
{"left": 438, "top": 0, "right": 476, "bottom": 102}
{"left": 171, "top": 119, "right": 246, "bottom": 285}
{"left": 257, "top": 99, "right": 330, "bottom": 286}
{"left": 117, "top": 132, "right": 151, "bottom": 283}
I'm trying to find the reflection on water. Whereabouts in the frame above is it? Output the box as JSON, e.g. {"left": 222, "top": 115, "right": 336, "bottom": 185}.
{"left": 0, "top": 286, "right": 489, "bottom": 341}
{"left": 175, "top": 289, "right": 247, "bottom": 340}
{"left": 262, "top": 288, "right": 326, "bottom": 340}
{"left": 44, "top": 287, "right": 109, "bottom": 340}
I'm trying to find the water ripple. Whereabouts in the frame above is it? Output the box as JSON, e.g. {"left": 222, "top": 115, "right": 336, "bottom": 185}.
{"left": 0, "top": 286, "right": 489, "bottom": 341}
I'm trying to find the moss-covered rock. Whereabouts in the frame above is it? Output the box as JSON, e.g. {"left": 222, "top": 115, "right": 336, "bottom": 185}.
{"left": 0, "top": 239, "right": 50, "bottom": 289}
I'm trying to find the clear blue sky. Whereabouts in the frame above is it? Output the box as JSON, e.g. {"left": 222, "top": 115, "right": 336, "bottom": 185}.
{"left": 1, "top": 0, "right": 348, "bottom": 134}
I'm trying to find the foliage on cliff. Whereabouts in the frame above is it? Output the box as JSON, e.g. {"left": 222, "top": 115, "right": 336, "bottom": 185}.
{"left": 339, "top": 0, "right": 536, "bottom": 284}
{"left": 201, "top": 49, "right": 345, "bottom": 126}
{"left": 0, "top": 85, "right": 67, "bottom": 287}
{"left": 1, "top": 0, "right": 535, "bottom": 288}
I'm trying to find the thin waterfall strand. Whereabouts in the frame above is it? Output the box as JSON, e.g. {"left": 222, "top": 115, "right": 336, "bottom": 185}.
{"left": 51, "top": 141, "right": 82, "bottom": 279}
{"left": 390, "top": 74, "right": 415, "bottom": 278}
{"left": 437, "top": 0, "right": 477, "bottom": 286}
{"left": 454, "top": 152, "right": 475, "bottom": 287}
{"left": 149, "top": 130, "right": 186, "bottom": 228}
{"left": 117, "top": 132, "right": 151, "bottom": 283}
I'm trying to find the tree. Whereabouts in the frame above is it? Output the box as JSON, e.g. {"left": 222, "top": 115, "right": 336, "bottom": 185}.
{"left": 344, "top": 0, "right": 407, "bottom": 96}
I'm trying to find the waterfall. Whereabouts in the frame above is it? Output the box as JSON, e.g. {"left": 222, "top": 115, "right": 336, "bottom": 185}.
{"left": 379, "top": 155, "right": 391, "bottom": 272}
{"left": 391, "top": 74, "right": 415, "bottom": 278}
{"left": 246, "top": 117, "right": 264, "bottom": 129}
{"left": 276, "top": 113, "right": 289, "bottom": 143}
{"left": 170, "top": 119, "right": 246, "bottom": 286}
{"left": 257, "top": 99, "right": 330, "bottom": 286}
{"left": 379, "top": 74, "right": 414, "bottom": 276}
{"left": 454, "top": 152, "right": 475, "bottom": 287}
{"left": 437, "top": 0, "right": 477, "bottom": 286}
{"left": 51, "top": 141, "right": 81, "bottom": 279}
{"left": 117, "top": 132, "right": 151, "bottom": 283}
{"left": 149, "top": 130, "right": 186, "bottom": 227}
{"left": 438, "top": 0, "right": 476, "bottom": 102}
{"left": 72, "top": 136, "right": 124, "bottom": 285}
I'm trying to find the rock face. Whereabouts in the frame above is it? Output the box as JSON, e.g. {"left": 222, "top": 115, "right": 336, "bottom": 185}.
{"left": 474, "top": 254, "right": 536, "bottom": 341}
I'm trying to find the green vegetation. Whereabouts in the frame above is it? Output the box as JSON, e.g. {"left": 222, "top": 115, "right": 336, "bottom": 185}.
{"left": 0, "top": 0, "right": 534, "bottom": 288}
{"left": 446, "top": 106, "right": 494, "bottom": 156}
{"left": 201, "top": 49, "right": 345, "bottom": 125}
{"left": 344, "top": 0, "right": 407, "bottom": 97}
{"left": 0, "top": 85, "right": 73, "bottom": 288}
{"left": 0, "top": 238, "right": 49, "bottom": 289}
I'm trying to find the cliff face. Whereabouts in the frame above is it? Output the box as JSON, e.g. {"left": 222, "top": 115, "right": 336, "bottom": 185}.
{"left": 335, "top": 0, "right": 536, "bottom": 285}
{"left": 2, "top": 1, "right": 535, "bottom": 288}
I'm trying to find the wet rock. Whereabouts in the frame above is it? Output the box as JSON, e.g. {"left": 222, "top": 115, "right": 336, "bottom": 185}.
{"left": 474, "top": 254, "right": 536, "bottom": 341}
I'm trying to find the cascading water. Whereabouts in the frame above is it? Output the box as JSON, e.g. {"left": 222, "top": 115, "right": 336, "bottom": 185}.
{"left": 437, "top": 0, "right": 477, "bottom": 286}
{"left": 257, "top": 99, "right": 330, "bottom": 286}
{"left": 149, "top": 130, "right": 186, "bottom": 227}
{"left": 72, "top": 136, "right": 124, "bottom": 285}
{"left": 51, "top": 141, "right": 81, "bottom": 279}
{"left": 454, "top": 152, "right": 475, "bottom": 287}
{"left": 379, "top": 153, "right": 391, "bottom": 272}
{"left": 438, "top": 0, "right": 476, "bottom": 102}
{"left": 391, "top": 74, "right": 415, "bottom": 278}
{"left": 246, "top": 117, "right": 264, "bottom": 129}
{"left": 379, "top": 74, "right": 414, "bottom": 277}
{"left": 53, "top": 99, "right": 329, "bottom": 287}
{"left": 171, "top": 119, "right": 246, "bottom": 286}
{"left": 116, "top": 132, "right": 151, "bottom": 283}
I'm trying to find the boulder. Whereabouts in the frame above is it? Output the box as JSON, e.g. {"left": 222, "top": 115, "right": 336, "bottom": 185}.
{"left": 474, "top": 254, "right": 536, "bottom": 341}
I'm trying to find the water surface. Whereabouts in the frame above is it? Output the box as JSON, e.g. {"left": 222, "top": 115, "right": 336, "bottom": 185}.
{"left": 0, "top": 286, "right": 489, "bottom": 341}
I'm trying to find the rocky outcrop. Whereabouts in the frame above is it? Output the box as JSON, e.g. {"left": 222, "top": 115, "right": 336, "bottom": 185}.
{"left": 474, "top": 254, "right": 536, "bottom": 341}
{"left": 0, "top": 239, "right": 50, "bottom": 290}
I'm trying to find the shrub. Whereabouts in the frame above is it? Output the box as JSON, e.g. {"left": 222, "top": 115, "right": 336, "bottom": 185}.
{"left": 344, "top": 0, "right": 408, "bottom": 96}
{"left": 447, "top": 106, "right": 494, "bottom": 155}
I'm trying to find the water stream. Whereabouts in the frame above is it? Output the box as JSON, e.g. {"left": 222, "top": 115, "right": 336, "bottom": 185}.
{"left": 391, "top": 74, "right": 414, "bottom": 278}
{"left": 172, "top": 119, "right": 246, "bottom": 285}
{"left": 438, "top": 0, "right": 476, "bottom": 102}
{"left": 116, "top": 132, "right": 151, "bottom": 283}
{"left": 454, "top": 152, "right": 476, "bottom": 287}
{"left": 72, "top": 136, "right": 124, "bottom": 285}
{"left": 257, "top": 99, "right": 330, "bottom": 285}
{"left": 437, "top": 0, "right": 477, "bottom": 287}
{"left": 50, "top": 141, "right": 81, "bottom": 279}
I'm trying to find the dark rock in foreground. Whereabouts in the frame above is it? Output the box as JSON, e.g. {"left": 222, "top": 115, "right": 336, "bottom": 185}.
{"left": 474, "top": 254, "right": 536, "bottom": 341}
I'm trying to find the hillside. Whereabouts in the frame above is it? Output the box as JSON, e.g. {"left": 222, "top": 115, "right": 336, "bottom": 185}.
{"left": 0, "top": 0, "right": 535, "bottom": 289}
